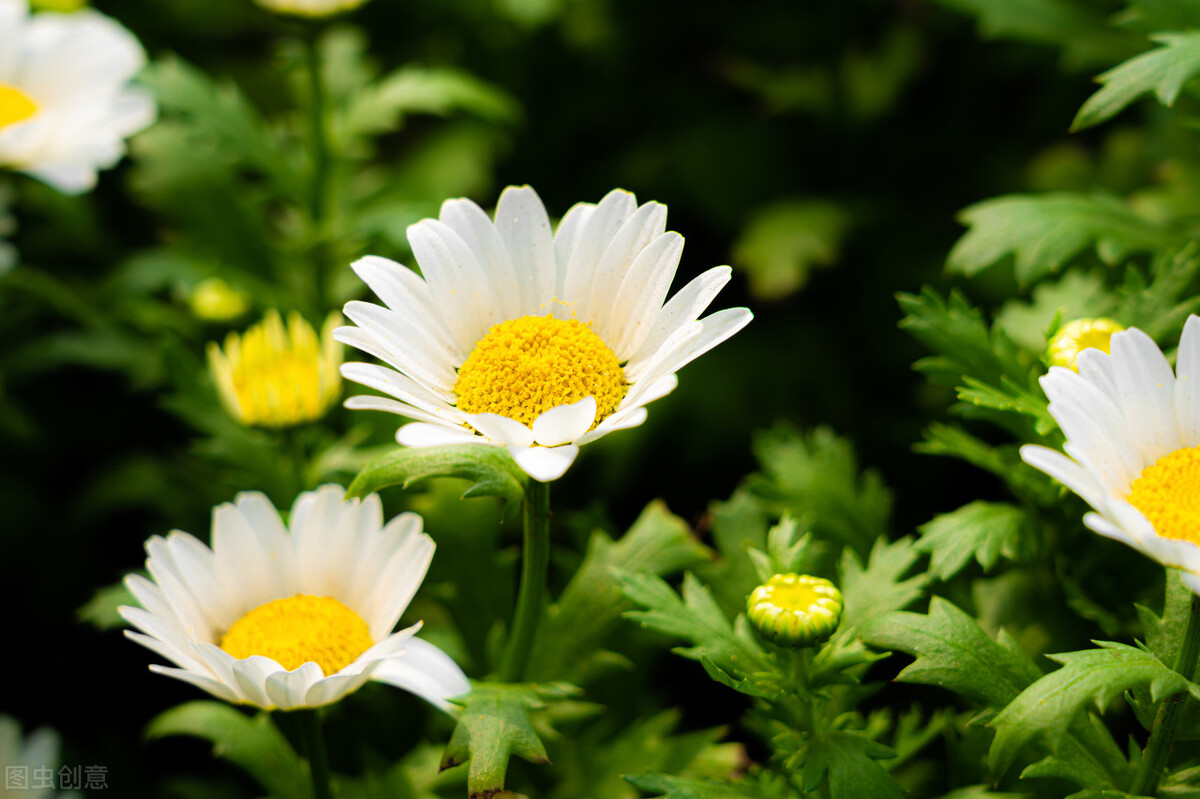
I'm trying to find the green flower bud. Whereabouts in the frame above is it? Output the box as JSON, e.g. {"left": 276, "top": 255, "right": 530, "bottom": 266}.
{"left": 190, "top": 278, "right": 249, "bottom": 322}
{"left": 746, "top": 573, "right": 842, "bottom": 648}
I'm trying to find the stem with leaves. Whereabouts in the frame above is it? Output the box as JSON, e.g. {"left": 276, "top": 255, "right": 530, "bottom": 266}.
{"left": 1130, "top": 592, "right": 1200, "bottom": 796}
{"left": 297, "top": 710, "right": 333, "bottom": 799}
{"left": 499, "top": 479, "right": 551, "bottom": 681}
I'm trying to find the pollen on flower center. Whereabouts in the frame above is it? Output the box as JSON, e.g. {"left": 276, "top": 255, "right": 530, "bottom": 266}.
{"left": 220, "top": 594, "right": 373, "bottom": 675}
{"left": 0, "top": 85, "right": 38, "bottom": 130}
{"left": 1128, "top": 446, "right": 1200, "bottom": 545}
{"left": 453, "top": 314, "right": 628, "bottom": 427}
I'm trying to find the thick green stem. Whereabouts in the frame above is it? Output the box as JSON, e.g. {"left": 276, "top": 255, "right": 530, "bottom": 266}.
{"left": 304, "top": 24, "right": 331, "bottom": 309}
{"left": 297, "top": 710, "right": 333, "bottom": 799}
{"left": 1130, "top": 592, "right": 1200, "bottom": 796}
{"left": 499, "top": 480, "right": 551, "bottom": 682}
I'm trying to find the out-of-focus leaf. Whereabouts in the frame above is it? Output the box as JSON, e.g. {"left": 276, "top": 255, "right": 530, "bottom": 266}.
{"left": 947, "top": 193, "right": 1180, "bottom": 285}
{"left": 526, "top": 500, "right": 712, "bottom": 683}
{"left": 732, "top": 200, "right": 851, "bottom": 301}
{"left": 626, "top": 772, "right": 785, "bottom": 799}
{"left": 915, "top": 501, "right": 1034, "bottom": 580}
{"left": 994, "top": 270, "right": 1114, "bottom": 352}
{"left": 77, "top": 581, "right": 135, "bottom": 630}
{"left": 1074, "top": 32, "right": 1200, "bottom": 131}
{"left": 839, "top": 536, "right": 926, "bottom": 629}
{"left": 346, "top": 444, "right": 528, "bottom": 514}
{"left": 146, "top": 702, "right": 308, "bottom": 799}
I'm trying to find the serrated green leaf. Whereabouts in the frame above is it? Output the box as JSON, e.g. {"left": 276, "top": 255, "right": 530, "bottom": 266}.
{"left": 146, "top": 701, "right": 308, "bottom": 799}
{"left": 916, "top": 501, "right": 1032, "bottom": 581}
{"left": 946, "top": 193, "right": 1179, "bottom": 284}
{"left": 802, "top": 732, "right": 903, "bottom": 799}
{"left": 748, "top": 424, "right": 891, "bottom": 557}
{"left": 862, "top": 597, "right": 1041, "bottom": 708}
{"left": 625, "top": 772, "right": 783, "bottom": 799}
{"left": 731, "top": 200, "right": 851, "bottom": 301}
{"left": 440, "top": 682, "right": 572, "bottom": 797}
{"left": 994, "top": 269, "right": 1114, "bottom": 352}
{"left": 989, "top": 642, "right": 1200, "bottom": 775}
{"left": 1074, "top": 32, "right": 1200, "bottom": 131}
{"left": 346, "top": 444, "right": 527, "bottom": 513}
{"left": 525, "top": 500, "right": 712, "bottom": 682}
{"left": 839, "top": 536, "right": 927, "bottom": 629}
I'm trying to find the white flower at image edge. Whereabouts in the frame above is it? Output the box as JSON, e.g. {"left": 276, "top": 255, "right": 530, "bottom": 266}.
{"left": 336, "top": 186, "right": 753, "bottom": 482}
{"left": 1022, "top": 315, "right": 1200, "bottom": 593}
{"left": 119, "top": 485, "right": 470, "bottom": 712}
{"left": 0, "top": 0, "right": 155, "bottom": 194}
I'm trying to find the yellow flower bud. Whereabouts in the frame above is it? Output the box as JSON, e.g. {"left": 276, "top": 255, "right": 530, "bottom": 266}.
{"left": 207, "top": 310, "right": 342, "bottom": 428}
{"left": 30, "top": 0, "right": 86, "bottom": 11}
{"left": 1047, "top": 317, "right": 1125, "bottom": 372}
{"left": 189, "top": 278, "right": 250, "bottom": 322}
{"left": 746, "top": 574, "right": 842, "bottom": 648}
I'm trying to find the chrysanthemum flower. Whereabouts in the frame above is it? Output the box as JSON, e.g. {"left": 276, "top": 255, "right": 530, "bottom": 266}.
{"left": 208, "top": 310, "right": 342, "bottom": 428}
{"left": 747, "top": 573, "right": 842, "bottom": 648}
{"left": 120, "top": 485, "right": 470, "bottom": 711}
{"left": 1022, "top": 316, "right": 1200, "bottom": 593}
{"left": 0, "top": 0, "right": 154, "bottom": 194}
{"left": 1046, "top": 317, "right": 1125, "bottom": 371}
{"left": 337, "top": 186, "right": 753, "bottom": 482}
{"left": 253, "top": 0, "right": 367, "bottom": 18}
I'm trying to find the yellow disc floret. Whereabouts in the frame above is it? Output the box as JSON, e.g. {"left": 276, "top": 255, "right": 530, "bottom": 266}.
{"left": 746, "top": 573, "right": 843, "bottom": 648}
{"left": 0, "top": 85, "right": 38, "bottom": 130}
{"left": 1129, "top": 446, "right": 1200, "bottom": 545}
{"left": 1047, "top": 318, "right": 1125, "bottom": 372}
{"left": 207, "top": 310, "right": 342, "bottom": 428}
{"left": 453, "top": 314, "right": 627, "bottom": 427}
{"left": 220, "top": 594, "right": 373, "bottom": 675}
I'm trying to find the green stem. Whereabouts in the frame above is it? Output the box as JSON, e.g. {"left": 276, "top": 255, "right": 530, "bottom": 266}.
{"left": 298, "top": 710, "right": 333, "bottom": 799}
{"left": 499, "top": 479, "right": 551, "bottom": 682}
{"left": 1130, "top": 592, "right": 1200, "bottom": 796}
{"left": 788, "top": 650, "right": 830, "bottom": 799}
{"left": 282, "top": 428, "right": 308, "bottom": 496}
{"left": 304, "top": 24, "right": 331, "bottom": 309}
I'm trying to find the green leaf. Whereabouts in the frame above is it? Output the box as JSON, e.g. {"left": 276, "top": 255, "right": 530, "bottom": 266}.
{"left": 915, "top": 501, "right": 1033, "bottom": 581}
{"left": 994, "top": 269, "right": 1114, "bottom": 352}
{"left": 1074, "top": 32, "right": 1200, "bottom": 131}
{"left": 619, "top": 571, "right": 773, "bottom": 686}
{"left": 839, "top": 536, "right": 927, "bottom": 629}
{"left": 946, "top": 193, "right": 1179, "bottom": 284}
{"left": 346, "top": 444, "right": 528, "bottom": 512}
{"left": 77, "top": 580, "right": 135, "bottom": 630}
{"left": 626, "top": 772, "right": 785, "bottom": 799}
{"left": 861, "top": 597, "right": 1041, "bottom": 708}
{"left": 747, "top": 424, "right": 891, "bottom": 558}
{"left": 440, "top": 682, "right": 570, "bottom": 798}
{"left": 146, "top": 701, "right": 308, "bottom": 799}
{"left": 731, "top": 200, "right": 851, "bottom": 301}
{"left": 802, "top": 732, "right": 903, "bottom": 799}
{"left": 989, "top": 642, "right": 1200, "bottom": 775}
{"left": 525, "top": 500, "right": 712, "bottom": 682}
{"left": 915, "top": 423, "right": 1060, "bottom": 505}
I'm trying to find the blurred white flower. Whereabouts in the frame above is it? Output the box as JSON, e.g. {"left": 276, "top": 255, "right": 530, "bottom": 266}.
{"left": 120, "top": 485, "right": 470, "bottom": 712}
{"left": 0, "top": 0, "right": 154, "bottom": 194}
{"left": 338, "top": 185, "right": 753, "bottom": 482}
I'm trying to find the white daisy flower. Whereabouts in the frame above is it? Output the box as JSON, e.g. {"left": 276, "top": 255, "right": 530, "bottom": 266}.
{"left": 0, "top": 0, "right": 155, "bottom": 194}
{"left": 336, "top": 185, "right": 753, "bottom": 482}
{"left": 1021, "top": 316, "right": 1200, "bottom": 593}
{"left": 119, "top": 485, "right": 470, "bottom": 712}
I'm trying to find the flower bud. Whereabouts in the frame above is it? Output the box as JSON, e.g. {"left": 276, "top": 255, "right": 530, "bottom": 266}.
{"left": 189, "top": 278, "right": 249, "bottom": 322}
{"left": 746, "top": 573, "right": 842, "bottom": 648}
{"left": 1047, "top": 317, "right": 1124, "bottom": 372}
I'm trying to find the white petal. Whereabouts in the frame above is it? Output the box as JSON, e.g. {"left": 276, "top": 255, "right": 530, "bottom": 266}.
{"left": 349, "top": 256, "right": 461, "bottom": 357}
{"left": 265, "top": 663, "right": 324, "bottom": 711}
{"left": 338, "top": 360, "right": 456, "bottom": 411}
{"left": 575, "top": 406, "right": 649, "bottom": 446}
{"left": 148, "top": 665, "right": 240, "bottom": 704}
{"left": 304, "top": 663, "right": 380, "bottom": 707}
{"left": 608, "top": 231, "right": 684, "bottom": 360}
{"left": 553, "top": 201, "right": 596, "bottom": 292}
{"left": 630, "top": 307, "right": 753, "bottom": 387}
{"left": 494, "top": 186, "right": 556, "bottom": 315}
{"left": 1109, "top": 327, "right": 1180, "bottom": 467}
{"left": 408, "top": 219, "right": 498, "bottom": 350}
{"left": 231, "top": 656, "right": 285, "bottom": 709}
{"left": 339, "top": 304, "right": 459, "bottom": 392}
{"left": 531, "top": 396, "right": 597, "bottom": 447}
{"left": 586, "top": 201, "right": 667, "bottom": 340}
{"left": 440, "top": 198, "right": 522, "bottom": 323}
{"left": 627, "top": 266, "right": 732, "bottom": 370}
{"left": 1019, "top": 444, "right": 1107, "bottom": 511}
{"left": 562, "top": 189, "right": 637, "bottom": 322}
{"left": 510, "top": 444, "right": 579, "bottom": 482}
{"left": 371, "top": 637, "right": 471, "bottom": 713}
{"left": 344, "top": 394, "right": 465, "bottom": 428}
{"left": 461, "top": 412, "right": 535, "bottom": 448}
{"left": 396, "top": 422, "right": 481, "bottom": 448}
{"left": 1176, "top": 315, "right": 1200, "bottom": 447}
{"left": 363, "top": 532, "right": 435, "bottom": 640}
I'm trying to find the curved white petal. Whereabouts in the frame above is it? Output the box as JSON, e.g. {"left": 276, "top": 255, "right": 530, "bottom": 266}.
{"left": 372, "top": 637, "right": 471, "bottom": 712}
{"left": 396, "top": 421, "right": 481, "bottom": 447}
{"left": 531, "top": 395, "right": 597, "bottom": 447}
{"left": 462, "top": 412, "right": 535, "bottom": 448}
{"left": 494, "top": 185, "right": 556, "bottom": 315}
{"left": 510, "top": 444, "right": 579, "bottom": 482}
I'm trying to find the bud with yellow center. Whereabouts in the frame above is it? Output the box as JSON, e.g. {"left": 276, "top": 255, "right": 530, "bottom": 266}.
{"left": 0, "top": 85, "right": 38, "bottom": 131}
{"left": 189, "top": 278, "right": 250, "bottom": 322}
{"left": 207, "top": 310, "right": 342, "bottom": 428}
{"left": 747, "top": 574, "right": 843, "bottom": 648}
{"left": 1047, "top": 317, "right": 1125, "bottom": 372}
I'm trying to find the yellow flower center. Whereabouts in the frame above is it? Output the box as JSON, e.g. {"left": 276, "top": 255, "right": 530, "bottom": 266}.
{"left": 1047, "top": 317, "right": 1125, "bottom": 371}
{"left": 0, "top": 85, "right": 38, "bottom": 130}
{"left": 453, "top": 314, "right": 627, "bottom": 427}
{"left": 207, "top": 310, "right": 342, "bottom": 428}
{"left": 1129, "top": 446, "right": 1200, "bottom": 545}
{"left": 220, "top": 594, "right": 373, "bottom": 675}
